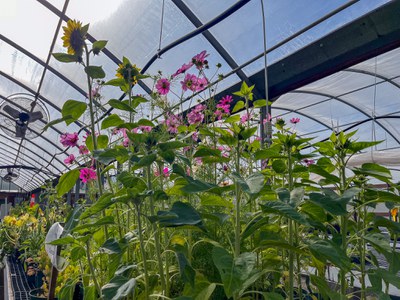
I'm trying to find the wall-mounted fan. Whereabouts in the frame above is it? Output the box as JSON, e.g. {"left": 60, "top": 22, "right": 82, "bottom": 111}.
{"left": 2, "top": 167, "right": 19, "bottom": 182}
{"left": 0, "top": 94, "right": 49, "bottom": 139}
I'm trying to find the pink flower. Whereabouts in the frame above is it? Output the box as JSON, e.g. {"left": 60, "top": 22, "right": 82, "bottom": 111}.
{"left": 195, "top": 77, "right": 208, "bottom": 92}
{"left": 78, "top": 145, "right": 89, "bottom": 155}
{"left": 192, "top": 131, "right": 199, "bottom": 141}
{"left": 304, "top": 159, "right": 315, "bottom": 167}
{"left": 79, "top": 168, "right": 97, "bottom": 183}
{"left": 123, "top": 138, "right": 129, "bottom": 147}
{"left": 215, "top": 95, "right": 233, "bottom": 120}
{"left": 64, "top": 154, "right": 75, "bottom": 165}
{"left": 181, "top": 74, "right": 198, "bottom": 92}
{"left": 172, "top": 62, "right": 193, "bottom": 78}
{"left": 187, "top": 104, "right": 206, "bottom": 125}
{"left": 60, "top": 132, "right": 79, "bottom": 147}
{"left": 192, "top": 50, "right": 209, "bottom": 70}
{"left": 290, "top": 117, "right": 300, "bottom": 124}
{"left": 163, "top": 167, "right": 169, "bottom": 177}
{"left": 155, "top": 78, "right": 170, "bottom": 95}
{"left": 165, "top": 113, "right": 182, "bottom": 134}
{"left": 240, "top": 113, "right": 253, "bottom": 124}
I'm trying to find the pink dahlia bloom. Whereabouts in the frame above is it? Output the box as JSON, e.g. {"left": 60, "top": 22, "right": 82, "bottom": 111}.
{"left": 78, "top": 145, "right": 89, "bottom": 155}
{"left": 155, "top": 78, "right": 171, "bottom": 95}
{"left": 60, "top": 132, "right": 79, "bottom": 147}
{"left": 79, "top": 168, "right": 97, "bottom": 183}
{"left": 63, "top": 154, "right": 75, "bottom": 165}
{"left": 187, "top": 104, "right": 206, "bottom": 125}
{"left": 192, "top": 50, "right": 209, "bottom": 70}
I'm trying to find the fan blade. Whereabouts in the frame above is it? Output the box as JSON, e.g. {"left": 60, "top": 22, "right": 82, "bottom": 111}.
{"left": 7, "top": 167, "right": 12, "bottom": 173}
{"left": 4, "top": 105, "right": 20, "bottom": 118}
{"left": 15, "top": 123, "right": 27, "bottom": 138}
{"left": 28, "top": 111, "right": 43, "bottom": 122}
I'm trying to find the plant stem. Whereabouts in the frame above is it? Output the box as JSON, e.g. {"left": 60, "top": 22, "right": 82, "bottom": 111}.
{"left": 135, "top": 204, "right": 149, "bottom": 299}
{"left": 146, "top": 165, "right": 166, "bottom": 294}
{"left": 339, "top": 159, "right": 347, "bottom": 296}
{"left": 86, "top": 240, "right": 101, "bottom": 297}
{"left": 234, "top": 141, "right": 241, "bottom": 258}
{"left": 287, "top": 150, "right": 294, "bottom": 300}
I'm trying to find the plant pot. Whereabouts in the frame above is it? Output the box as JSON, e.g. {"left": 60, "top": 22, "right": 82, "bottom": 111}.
{"left": 29, "top": 288, "right": 58, "bottom": 300}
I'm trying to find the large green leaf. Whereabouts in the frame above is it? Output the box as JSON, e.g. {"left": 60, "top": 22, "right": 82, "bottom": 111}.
{"left": 310, "top": 275, "right": 344, "bottom": 300}
{"left": 58, "top": 279, "right": 76, "bottom": 300}
{"left": 232, "top": 100, "right": 244, "bottom": 113}
{"left": 233, "top": 172, "right": 264, "bottom": 195}
{"left": 100, "top": 238, "right": 122, "bottom": 255}
{"left": 61, "top": 100, "right": 87, "bottom": 125}
{"left": 261, "top": 201, "right": 309, "bottom": 225}
{"left": 200, "top": 193, "right": 233, "bottom": 209}
{"left": 57, "top": 169, "right": 80, "bottom": 197}
{"left": 101, "top": 114, "right": 124, "bottom": 129}
{"left": 101, "top": 275, "right": 136, "bottom": 300}
{"left": 241, "top": 215, "right": 269, "bottom": 241}
{"left": 135, "top": 153, "right": 157, "bottom": 167}
{"left": 158, "top": 141, "right": 188, "bottom": 152}
{"left": 175, "top": 251, "right": 195, "bottom": 288}
{"left": 80, "top": 193, "right": 114, "bottom": 219}
{"left": 308, "top": 238, "right": 351, "bottom": 272}
{"left": 52, "top": 53, "right": 79, "bottom": 63}
{"left": 85, "top": 65, "right": 106, "bottom": 79}
{"left": 93, "top": 147, "right": 129, "bottom": 165}
{"left": 62, "top": 205, "right": 83, "bottom": 236}
{"left": 157, "top": 201, "right": 204, "bottom": 228}
{"left": 374, "top": 216, "right": 400, "bottom": 234}
{"left": 212, "top": 247, "right": 258, "bottom": 298}
{"left": 308, "top": 188, "right": 360, "bottom": 216}
{"left": 309, "top": 164, "right": 340, "bottom": 184}
{"left": 107, "top": 99, "right": 135, "bottom": 112}
{"left": 117, "top": 171, "right": 147, "bottom": 191}
{"left": 83, "top": 285, "right": 97, "bottom": 300}
{"left": 72, "top": 216, "right": 114, "bottom": 232}
{"left": 97, "top": 135, "right": 109, "bottom": 149}
{"left": 353, "top": 163, "right": 392, "bottom": 183}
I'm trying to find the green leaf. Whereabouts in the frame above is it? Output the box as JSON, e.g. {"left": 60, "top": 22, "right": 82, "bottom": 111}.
{"left": 193, "top": 147, "right": 221, "bottom": 158}
{"left": 374, "top": 216, "right": 400, "bottom": 234}
{"left": 43, "top": 116, "right": 75, "bottom": 131}
{"left": 309, "top": 188, "right": 360, "bottom": 216}
{"left": 94, "top": 147, "right": 129, "bottom": 165}
{"left": 308, "top": 238, "right": 351, "bottom": 271}
{"left": 241, "top": 215, "right": 269, "bottom": 241}
{"left": 212, "top": 247, "right": 258, "bottom": 298}
{"left": 135, "top": 153, "right": 157, "bottom": 167}
{"left": 104, "top": 78, "right": 128, "bottom": 89}
{"left": 181, "top": 178, "right": 217, "bottom": 194}
{"left": 224, "top": 115, "right": 240, "bottom": 123}
{"left": 62, "top": 205, "right": 83, "bottom": 236}
{"left": 70, "top": 246, "right": 86, "bottom": 261}
{"left": 253, "top": 99, "right": 267, "bottom": 108}
{"left": 195, "top": 283, "right": 216, "bottom": 300}
{"left": 72, "top": 216, "right": 114, "bottom": 232}
{"left": 100, "top": 238, "right": 122, "bottom": 255}
{"left": 102, "top": 276, "right": 136, "bottom": 300}
{"left": 232, "top": 172, "right": 264, "bottom": 195}
{"left": 80, "top": 193, "right": 114, "bottom": 219}
{"left": 117, "top": 171, "right": 147, "bottom": 191}
{"left": 92, "top": 40, "right": 107, "bottom": 53}
{"left": 261, "top": 201, "right": 309, "bottom": 225}
{"left": 348, "top": 141, "right": 382, "bottom": 153}
{"left": 61, "top": 100, "right": 87, "bottom": 125}
{"left": 101, "top": 114, "right": 125, "bottom": 129}
{"left": 57, "top": 169, "right": 80, "bottom": 197}
{"left": 52, "top": 53, "right": 79, "bottom": 63}
{"left": 137, "top": 118, "right": 155, "bottom": 127}
{"left": 58, "top": 279, "right": 76, "bottom": 300}
{"left": 239, "top": 126, "right": 257, "bottom": 140}
{"left": 108, "top": 99, "right": 136, "bottom": 112}
{"left": 370, "top": 268, "right": 400, "bottom": 289}
{"left": 159, "top": 150, "right": 175, "bottom": 164}
{"left": 83, "top": 285, "right": 97, "bottom": 300}
{"left": 85, "top": 65, "right": 106, "bottom": 79}
{"left": 97, "top": 134, "right": 109, "bottom": 149}
{"left": 157, "top": 201, "right": 204, "bottom": 228}
{"left": 200, "top": 193, "right": 233, "bottom": 209}
{"left": 175, "top": 252, "right": 195, "bottom": 288}
{"left": 353, "top": 163, "right": 392, "bottom": 183}
{"left": 310, "top": 275, "right": 344, "bottom": 300}
{"left": 158, "top": 141, "right": 188, "bottom": 152}
{"left": 309, "top": 164, "right": 340, "bottom": 184}
{"left": 48, "top": 235, "right": 76, "bottom": 245}
{"left": 232, "top": 101, "right": 244, "bottom": 113}
{"left": 254, "top": 149, "right": 284, "bottom": 160}
{"left": 272, "top": 160, "right": 287, "bottom": 174}
{"left": 86, "top": 135, "right": 94, "bottom": 152}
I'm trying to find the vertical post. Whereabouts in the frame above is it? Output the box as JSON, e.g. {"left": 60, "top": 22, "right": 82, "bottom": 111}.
{"left": 47, "top": 245, "right": 61, "bottom": 300}
{"left": 74, "top": 179, "right": 80, "bottom": 206}
{"left": 67, "top": 190, "right": 72, "bottom": 206}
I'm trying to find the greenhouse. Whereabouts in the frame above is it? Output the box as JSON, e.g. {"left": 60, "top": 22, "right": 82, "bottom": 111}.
{"left": 0, "top": 0, "right": 399, "bottom": 299}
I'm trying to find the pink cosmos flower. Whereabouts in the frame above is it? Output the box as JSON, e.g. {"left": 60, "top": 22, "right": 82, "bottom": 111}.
{"left": 139, "top": 126, "right": 152, "bottom": 133}
{"left": 123, "top": 138, "right": 129, "bottom": 147}
{"left": 304, "top": 159, "right": 315, "bottom": 167}
{"left": 192, "top": 50, "right": 209, "bottom": 70}
{"left": 192, "top": 131, "right": 199, "bottom": 141}
{"left": 187, "top": 104, "right": 206, "bottom": 125}
{"left": 181, "top": 74, "right": 198, "bottom": 92}
{"left": 155, "top": 78, "right": 170, "bottom": 95}
{"left": 290, "top": 117, "right": 300, "bottom": 124}
{"left": 215, "top": 95, "right": 233, "bottom": 120}
{"left": 60, "top": 132, "right": 79, "bottom": 147}
{"left": 79, "top": 145, "right": 89, "bottom": 155}
{"left": 240, "top": 113, "right": 253, "bottom": 124}
{"left": 172, "top": 62, "right": 193, "bottom": 78}
{"left": 63, "top": 154, "right": 75, "bottom": 165}
{"left": 79, "top": 168, "right": 97, "bottom": 183}
{"left": 195, "top": 77, "right": 208, "bottom": 92}
{"left": 163, "top": 167, "right": 169, "bottom": 177}
{"left": 165, "top": 113, "right": 182, "bottom": 134}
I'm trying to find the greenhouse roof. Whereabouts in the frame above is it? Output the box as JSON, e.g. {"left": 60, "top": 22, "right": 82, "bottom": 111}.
{"left": 0, "top": 0, "right": 399, "bottom": 191}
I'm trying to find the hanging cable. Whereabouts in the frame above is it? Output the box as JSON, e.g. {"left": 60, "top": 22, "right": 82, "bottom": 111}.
{"left": 157, "top": 0, "right": 166, "bottom": 57}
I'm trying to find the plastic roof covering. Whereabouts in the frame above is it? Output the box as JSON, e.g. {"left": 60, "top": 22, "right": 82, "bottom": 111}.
{"left": 0, "top": 0, "right": 397, "bottom": 191}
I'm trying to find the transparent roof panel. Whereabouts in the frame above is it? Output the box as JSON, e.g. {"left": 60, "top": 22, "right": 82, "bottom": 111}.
{"left": 0, "top": 0, "right": 59, "bottom": 60}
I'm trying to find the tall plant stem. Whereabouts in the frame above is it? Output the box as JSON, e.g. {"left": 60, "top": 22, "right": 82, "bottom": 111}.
{"left": 234, "top": 142, "right": 241, "bottom": 258}
{"left": 359, "top": 203, "right": 366, "bottom": 299}
{"left": 287, "top": 151, "right": 294, "bottom": 300}
{"left": 86, "top": 240, "right": 101, "bottom": 297}
{"left": 146, "top": 165, "right": 166, "bottom": 294}
{"left": 135, "top": 204, "right": 149, "bottom": 299}
{"left": 339, "top": 159, "right": 347, "bottom": 296}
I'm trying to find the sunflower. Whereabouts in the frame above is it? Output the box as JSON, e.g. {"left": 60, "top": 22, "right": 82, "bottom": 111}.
{"left": 61, "top": 19, "right": 87, "bottom": 56}
{"left": 116, "top": 62, "right": 141, "bottom": 85}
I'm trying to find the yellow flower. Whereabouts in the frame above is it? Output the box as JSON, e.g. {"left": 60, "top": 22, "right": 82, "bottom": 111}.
{"left": 391, "top": 207, "right": 398, "bottom": 221}
{"left": 3, "top": 215, "right": 16, "bottom": 225}
{"left": 116, "top": 61, "right": 141, "bottom": 85}
{"left": 15, "top": 220, "right": 23, "bottom": 227}
{"left": 61, "top": 19, "right": 87, "bottom": 56}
